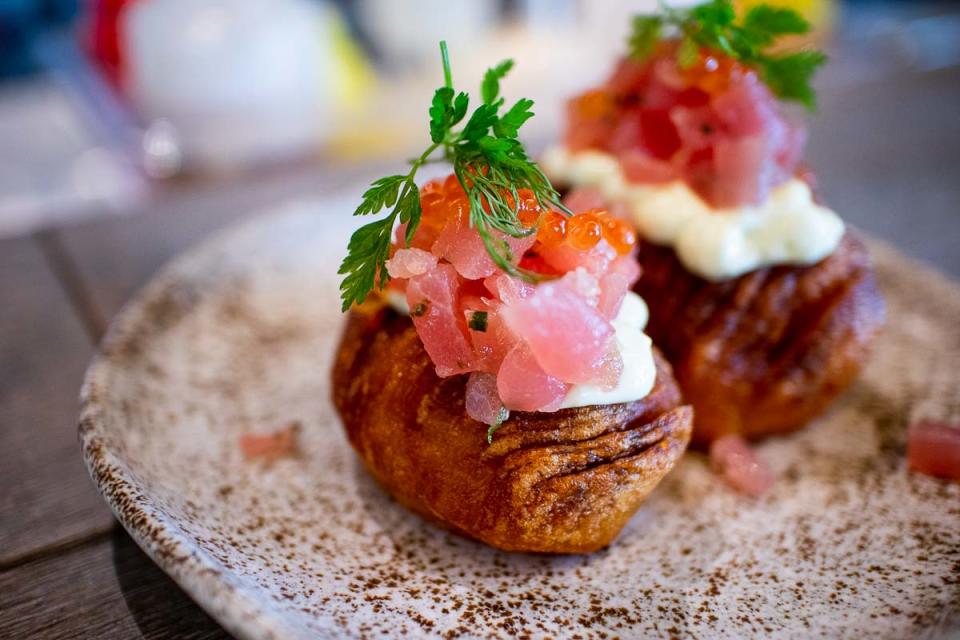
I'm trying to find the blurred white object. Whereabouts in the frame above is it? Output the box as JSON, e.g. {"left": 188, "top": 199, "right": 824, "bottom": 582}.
{"left": 0, "top": 77, "right": 144, "bottom": 238}
{"left": 357, "top": 0, "right": 497, "bottom": 70}
{"left": 141, "top": 119, "right": 182, "bottom": 179}
{"left": 124, "top": 0, "right": 338, "bottom": 173}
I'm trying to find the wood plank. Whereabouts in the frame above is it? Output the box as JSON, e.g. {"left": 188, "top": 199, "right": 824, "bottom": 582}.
{"left": 55, "top": 161, "right": 389, "bottom": 337}
{"left": 0, "top": 525, "right": 230, "bottom": 639}
{"left": 0, "top": 237, "right": 114, "bottom": 567}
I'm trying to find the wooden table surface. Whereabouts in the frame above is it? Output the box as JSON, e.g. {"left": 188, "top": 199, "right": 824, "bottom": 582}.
{"left": 1, "top": 64, "right": 958, "bottom": 638}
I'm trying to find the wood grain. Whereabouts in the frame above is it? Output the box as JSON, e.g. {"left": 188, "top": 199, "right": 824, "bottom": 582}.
{"left": 0, "top": 237, "right": 114, "bottom": 568}
{"left": 0, "top": 525, "right": 230, "bottom": 639}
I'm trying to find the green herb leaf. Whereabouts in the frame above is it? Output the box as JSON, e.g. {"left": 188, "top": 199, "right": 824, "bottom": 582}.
{"left": 691, "top": 0, "right": 736, "bottom": 29}
{"left": 338, "top": 215, "right": 396, "bottom": 312}
{"left": 677, "top": 35, "right": 700, "bottom": 68}
{"left": 397, "top": 185, "right": 423, "bottom": 244}
{"left": 628, "top": 15, "right": 663, "bottom": 61}
{"left": 428, "top": 87, "right": 454, "bottom": 144}
{"left": 758, "top": 50, "right": 826, "bottom": 109}
{"left": 460, "top": 103, "right": 500, "bottom": 143}
{"left": 494, "top": 98, "right": 535, "bottom": 139}
{"left": 452, "top": 92, "right": 470, "bottom": 124}
{"left": 338, "top": 40, "right": 567, "bottom": 311}
{"left": 743, "top": 5, "right": 810, "bottom": 38}
{"left": 353, "top": 175, "right": 407, "bottom": 217}
{"left": 626, "top": 1, "right": 826, "bottom": 110}
{"left": 481, "top": 59, "right": 514, "bottom": 105}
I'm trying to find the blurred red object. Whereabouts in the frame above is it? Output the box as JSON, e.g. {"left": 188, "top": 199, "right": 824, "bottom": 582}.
{"left": 709, "top": 434, "right": 776, "bottom": 497}
{"left": 907, "top": 420, "right": 960, "bottom": 481}
{"left": 239, "top": 422, "right": 302, "bottom": 465}
{"left": 89, "top": 0, "right": 139, "bottom": 85}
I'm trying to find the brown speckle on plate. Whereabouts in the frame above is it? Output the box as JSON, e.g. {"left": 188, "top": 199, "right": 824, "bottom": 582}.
{"left": 80, "top": 200, "right": 960, "bottom": 639}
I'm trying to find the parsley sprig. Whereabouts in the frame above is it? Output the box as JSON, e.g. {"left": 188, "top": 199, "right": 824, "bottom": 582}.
{"left": 339, "top": 42, "right": 566, "bottom": 311}
{"left": 628, "top": 0, "right": 827, "bottom": 109}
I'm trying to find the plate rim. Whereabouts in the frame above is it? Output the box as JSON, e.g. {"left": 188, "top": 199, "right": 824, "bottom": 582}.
{"left": 76, "top": 199, "right": 960, "bottom": 639}
{"left": 77, "top": 203, "right": 330, "bottom": 640}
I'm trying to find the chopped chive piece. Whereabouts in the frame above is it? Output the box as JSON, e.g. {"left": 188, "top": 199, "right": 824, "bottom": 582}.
{"left": 468, "top": 311, "right": 489, "bottom": 332}
{"left": 411, "top": 301, "right": 430, "bottom": 317}
{"left": 486, "top": 408, "right": 510, "bottom": 444}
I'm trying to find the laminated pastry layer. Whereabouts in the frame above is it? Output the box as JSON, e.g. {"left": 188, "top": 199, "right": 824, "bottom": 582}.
{"left": 332, "top": 308, "right": 693, "bottom": 553}
{"left": 633, "top": 232, "right": 884, "bottom": 445}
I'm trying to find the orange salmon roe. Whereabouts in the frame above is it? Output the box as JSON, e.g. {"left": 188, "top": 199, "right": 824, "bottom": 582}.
{"left": 566, "top": 211, "right": 603, "bottom": 250}
{"left": 421, "top": 179, "right": 549, "bottom": 231}
{"left": 504, "top": 189, "right": 543, "bottom": 227}
{"left": 537, "top": 210, "right": 567, "bottom": 247}
{"left": 601, "top": 217, "right": 637, "bottom": 255}
{"left": 533, "top": 208, "right": 637, "bottom": 256}
{"left": 421, "top": 190, "right": 446, "bottom": 221}
{"left": 517, "top": 191, "right": 542, "bottom": 227}
{"left": 443, "top": 174, "right": 465, "bottom": 195}
{"left": 682, "top": 52, "right": 754, "bottom": 96}
{"left": 572, "top": 89, "right": 615, "bottom": 120}
{"left": 415, "top": 178, "right": 637, "bottom": 261}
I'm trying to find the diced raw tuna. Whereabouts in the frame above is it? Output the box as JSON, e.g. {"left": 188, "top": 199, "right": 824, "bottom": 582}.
{"left": 385, "top": 247, "right": 438, "bottom": 279}
{"left": 500, "top": 276, "right": 615, "bottom": 384}
{"left": 588, "top": 345, "right": 624, "bottom": 391}
{"left": 598, "top": 272, "right": 631, "bottom": 318}
{"left": 597, "top": 255, "right": 641, "bottom": 318}
{"left": 710, "top": 435, "right": 775, "bottom": 497}
{"left": 563, "top": 187, "right": 608, "bottom": 213}
{"left": 386, "top": 173, "right": 642, "bottom": 414}
{"left": 538, "top": 238, "right": 619, "bottom": 276}
{"left": 608, "top": 57, "right": 651, "bottom": 94}
{"left": 433, "top": 206, "right": 536, "bottom": 279}
{"left": 710, "top": 135, "right": 773, "bottom": 208}
{"left": 483, "top": 273, "right": 534, "bottom": 305}
{"left": 497, "top": 343, "right": 569, "bottom": 412}
{"left": 562, "top": 45, "right": 806, "bottom": 208}
{"left": 406, "top": 264, "right": 475, "bottom": 377}
{"left": 463, "top": 300, "right": 514, "bottom": 374}
{"left": 465, "top": 372, "right": 506, "bottom": 425}
{"left": 618, "top": 149, "right": 677, "bottom": 183}
{"left": 907, "top": 420, "right": 960, "bottom": 481}
{"left": 670, "top": 106, "right": 721, "bottom": 151}
{"left": 240, "top": 422, "right": 301, "bottom": 464}
{"left": 711, "top": 75, "right": 774, "bottom": 136}
{"left": 774, "top": 121, "right": 807, "bottom": 185}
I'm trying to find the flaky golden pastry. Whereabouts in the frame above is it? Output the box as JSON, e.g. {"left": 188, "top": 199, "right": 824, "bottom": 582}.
{"left": 634, "top": 233, "right": 884, "bottom": 446}
{"left": 332, "top": 308, "right": 693, "bottom": 554}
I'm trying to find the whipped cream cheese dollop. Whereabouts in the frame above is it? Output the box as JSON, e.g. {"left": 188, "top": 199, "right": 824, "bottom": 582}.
{"left": 542, "top": 147, "right": 846, "bottom": 281}
{"left": 384, "top": 290, "right": 656, "bottom": 411}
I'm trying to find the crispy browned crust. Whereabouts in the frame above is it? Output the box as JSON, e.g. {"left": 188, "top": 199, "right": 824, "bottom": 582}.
{"left": 633, "top": 232, "right": 885, "bottom": 446}
{"left": 332, "top": 308, "right": 693, "bottom": 554}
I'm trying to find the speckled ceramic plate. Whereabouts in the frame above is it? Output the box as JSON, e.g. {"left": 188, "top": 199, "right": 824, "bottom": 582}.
{"left": 80, "top": 197, "right": 960, "bottom": 640}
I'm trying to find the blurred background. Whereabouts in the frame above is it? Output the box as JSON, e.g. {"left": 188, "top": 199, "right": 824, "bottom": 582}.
{"left": 0, "top": 0, "right": 958, "bottom": 271}
{"left": 1, "top": 3, "right": 958, "bottom": 635}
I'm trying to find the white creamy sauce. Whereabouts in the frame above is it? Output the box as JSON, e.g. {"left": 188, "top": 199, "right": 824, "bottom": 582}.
{"left": 385, "top": 289, "right": 410, "bottom": 315}
{"left": 541, "top": 147, "right": 846, "bottom": 281}
{"left": 384, "top": 289, "right": 657, "bottom": 410}
{"left": 558, "top": 291, "right": 656, "bottom": 409}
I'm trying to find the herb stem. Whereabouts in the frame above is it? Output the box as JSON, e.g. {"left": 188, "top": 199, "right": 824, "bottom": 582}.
{"left": 339, "top": 42, "right": 567, "bottom": 310}
{"left": 440, "top": 41, "right": 453, "bottom": 90}
{"left": 410, "top": 142, "right": 441, "bottom": 175}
